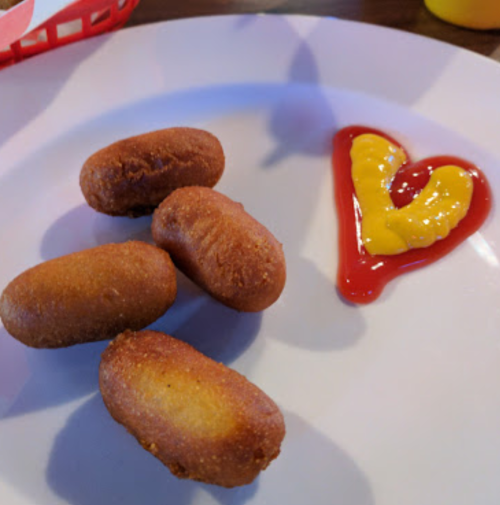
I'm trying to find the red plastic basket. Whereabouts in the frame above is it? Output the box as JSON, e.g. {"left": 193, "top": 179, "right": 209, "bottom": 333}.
{"left": 0, "top": 0, "right": 140, "bottom": 69}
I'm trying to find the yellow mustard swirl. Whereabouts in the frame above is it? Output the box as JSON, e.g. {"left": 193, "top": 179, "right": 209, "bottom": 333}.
{"left": 351, "top": 134, "right": 474, "bottom": 256}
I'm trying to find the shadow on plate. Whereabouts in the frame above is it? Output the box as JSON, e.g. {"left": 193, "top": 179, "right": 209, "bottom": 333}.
{"left": 266, "top": 256, "right": 366, "bottom": 350}
{"left": 46, "top": 393, "right": 258, "bottom": 505}
{"left": 269, "top": 410, "right": 375, "bottom": 505}
{"left": 40, "top": 204, "right": 154, "bottom": 261}
{"left": 262, "top": 39, "right": 336, "bottom": 168}
{"left": 0, "top": 326, "right": 107, "bottom": 420}
{"left": 45, "top": 398, "right": 374, "bottom": 505}
{"left": 149, "top": 272, "right": 262, "bottom": 365}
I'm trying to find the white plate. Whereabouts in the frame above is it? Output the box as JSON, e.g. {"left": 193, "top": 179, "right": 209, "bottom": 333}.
{"left": 1, "top": 14, "right": 500, "bottom": 505}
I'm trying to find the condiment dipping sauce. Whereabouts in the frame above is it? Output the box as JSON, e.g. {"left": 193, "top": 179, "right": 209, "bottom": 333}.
{"left": 333, "top": 126, "right": 492, "bottom": 304}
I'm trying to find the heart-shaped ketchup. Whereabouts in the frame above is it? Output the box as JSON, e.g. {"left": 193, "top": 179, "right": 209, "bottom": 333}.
{"left": 333, "top": 126, "right": 492, "bottom": 304}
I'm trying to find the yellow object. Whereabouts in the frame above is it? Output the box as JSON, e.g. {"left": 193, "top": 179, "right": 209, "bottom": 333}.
{"left": 425, "top": 0, "right": 500, "bottom": 30}
{"left": 351, "top": 134, "right": 474, "bottom": 256}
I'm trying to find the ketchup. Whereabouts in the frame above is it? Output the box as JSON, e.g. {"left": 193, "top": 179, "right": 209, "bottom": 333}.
{"left": 333, "top": 126, "right": 492, "bottom": 304}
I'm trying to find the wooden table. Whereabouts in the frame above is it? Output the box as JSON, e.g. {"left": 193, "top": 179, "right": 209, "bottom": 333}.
{"left": 127, "top": 0, "right": 500, "bottom": 62}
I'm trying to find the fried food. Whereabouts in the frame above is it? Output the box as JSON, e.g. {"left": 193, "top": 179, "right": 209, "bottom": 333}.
{"left": 80, "top": 127, "right": 225, "bottom": 218}
{"left": 0, "top": 242, "right": 177, "bottom": 348}
{"left": 152, "top": 186, "right": 286, "bottom": 312}
{"left": 99, "top": 330, "right": 285, "bottom": 487}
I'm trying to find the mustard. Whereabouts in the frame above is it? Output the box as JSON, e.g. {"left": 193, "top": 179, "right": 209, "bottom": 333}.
{"left": 351, "top": 134, "right": 473, "bottom": 256}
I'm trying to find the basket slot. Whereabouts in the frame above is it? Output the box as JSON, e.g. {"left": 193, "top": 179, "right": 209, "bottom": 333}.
{"left": 91, "top": 8, "right": 111, "bottom": 25}
{"left": 19, "top": 28, "right": 48, "bottom": 48}
{"left": 20, "top": 38, "right": 37, "bottom": 48}
{"left": 57, "top": 19, "right": 83, "bottom": 39}
{"left": 35, "top": 29, "right": 48, "bottom": 43}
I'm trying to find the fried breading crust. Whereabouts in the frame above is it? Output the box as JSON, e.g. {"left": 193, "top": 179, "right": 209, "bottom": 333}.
{"left": 99, "top": 330, "right": 286, "bottom": 487}
{"left": 152, "top": 186, "right": 286, "bottom": 312}
{"left": 80, "top": 127, "right": 225, "bottom": 217}
{"left": 0, "top": 242, "right": 177, "bottom": 348}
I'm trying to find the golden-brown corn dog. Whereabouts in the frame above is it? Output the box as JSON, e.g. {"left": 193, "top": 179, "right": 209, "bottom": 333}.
{"left": 0, "top": 242, "right": 177, "bottom": 348}
{"left": 152, "top": 186, "right": 286, "bottom": 312}
{"left": 99, "top": 330, "right": 285, "bottom": 487}
{"left": 80, "top": 128, "right": 225, "bottom": 217}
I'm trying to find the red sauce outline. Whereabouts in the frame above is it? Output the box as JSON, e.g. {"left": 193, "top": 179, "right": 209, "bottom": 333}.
{"left": 333, "top": 125, "right": 493, "bottom": 304}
